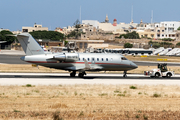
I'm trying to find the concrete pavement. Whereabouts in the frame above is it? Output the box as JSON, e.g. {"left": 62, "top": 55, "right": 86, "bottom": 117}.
{"left": 0, "top": 73, "right": 180, "bottom": 86}
{"left": 0, "top": 50, "right": 25, "bottom": 55}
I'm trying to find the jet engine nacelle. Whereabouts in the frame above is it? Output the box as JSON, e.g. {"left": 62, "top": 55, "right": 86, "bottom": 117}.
{"left": 53, "top": 53, "right": 79, "bottom": 62}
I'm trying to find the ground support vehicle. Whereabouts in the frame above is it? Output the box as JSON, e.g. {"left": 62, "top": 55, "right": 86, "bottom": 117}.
{"left": 144, "top": 63, "right": 174, "bottom": 78}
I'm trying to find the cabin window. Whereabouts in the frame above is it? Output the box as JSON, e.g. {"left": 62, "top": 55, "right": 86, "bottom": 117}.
{"left": 102, "top": 58, "right": 104, "bottom": 61}
{"left": 121, "top": 57, "right": 127, "bottom": 60}
{"left": 83, "top": 58, "right": 84, "bottom": 61}
{"left": 106, "top": 58, "right": 108, "bottom": 61}
{"left": 87, "top": 58, "right": 90, "bottom": 61}
{"left": 79, "top": 58, "right": 80, "bottom": 61}
{"left": 97, "top": 58, "right": 99, "bottom": 61}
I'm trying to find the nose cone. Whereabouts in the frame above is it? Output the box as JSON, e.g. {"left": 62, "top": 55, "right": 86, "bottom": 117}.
{"left": 20, "top": 56, "right": 25, "bottom": 61}
{"left": 130, "top": 61, "right": 138, "bottom": 69}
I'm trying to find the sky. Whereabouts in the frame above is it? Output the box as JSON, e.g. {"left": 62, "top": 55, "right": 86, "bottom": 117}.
{"left": 0, "top": 0, "right": 180, "bottom": 31}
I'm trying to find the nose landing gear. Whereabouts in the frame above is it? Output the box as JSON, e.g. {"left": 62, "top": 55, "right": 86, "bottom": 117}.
{"left": 123, "top": 71, "right": 127, "bottom": 77}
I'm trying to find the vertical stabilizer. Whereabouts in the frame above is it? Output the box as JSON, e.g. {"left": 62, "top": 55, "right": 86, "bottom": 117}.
{"left": 17, "top": 33, "right": 45, "bottom": 55}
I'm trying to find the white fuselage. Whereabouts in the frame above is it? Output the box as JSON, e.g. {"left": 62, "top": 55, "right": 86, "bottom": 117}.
{"left": 21, "top": 53, "right": 138, "bottom": 71}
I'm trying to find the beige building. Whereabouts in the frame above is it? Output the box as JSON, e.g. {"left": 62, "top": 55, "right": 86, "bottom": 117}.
{"left": 12, "top": 30, "right": 22, "bottom": 35}
{"left": 61, "top": 26, "right": 76, "bottom": 35}
{"left": 81, "top": 31, "right": 115, "bottom": 41}
{"left": 22, "top": 23, "right": 48, "bottom": 32}
{"left": 0, "top": 28, "right": 9, "bottom": 32}
{"left": 175, "top": 30, "right": 180, "bottom": 41}
{"left": 66, "top": 40, "right": 108, "bottom": 49}
{"left": 137, "top": 29, "right": 156, "bottom": 39}
{"left": 55, "top": 27, "right": 65, "bottom": 34}
{"left": 82, "top": 15, "right": 138, "bottom": 35}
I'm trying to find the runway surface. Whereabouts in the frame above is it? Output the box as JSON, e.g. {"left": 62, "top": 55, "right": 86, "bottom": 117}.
{"left": 0, "top": 73, "right": 180, "bottom": 85}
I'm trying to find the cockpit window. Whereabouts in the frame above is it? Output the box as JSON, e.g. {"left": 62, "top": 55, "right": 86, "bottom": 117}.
{"left": 121, "top": 57, "right": 128, "bottom": 60}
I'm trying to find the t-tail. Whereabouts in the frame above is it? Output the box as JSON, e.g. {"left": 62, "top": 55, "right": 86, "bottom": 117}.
{"left": 16, "top": 33, "right": 45, "bottom": 55}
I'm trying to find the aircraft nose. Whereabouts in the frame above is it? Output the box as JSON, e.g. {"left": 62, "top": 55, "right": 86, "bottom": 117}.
{"left": 130, "top": 61, "right": 138, "bottom": 69}
{"left": 20, "top": 56, "right": 25, "bottom": 61}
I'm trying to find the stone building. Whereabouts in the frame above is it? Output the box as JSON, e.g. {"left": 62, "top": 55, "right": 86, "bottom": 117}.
{"left": 175, "top": 30, "right": 180, "bottom": 41}
{"left": 22, "top": 23, "right": 48, "bottom": 32}
{"left": 66, "top": 40, "right": 108, "bottom": 49}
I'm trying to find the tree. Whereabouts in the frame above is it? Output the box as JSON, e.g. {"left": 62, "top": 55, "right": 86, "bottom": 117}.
{"left": 178, "top": 27, "right": 180, "bottom": 30}
{"left": 161, "top": 38, "right": 174, "bottom": 41}
{"left": 74, "top": 19, "right": 81, "bottom": 29}
{"left": 67, "top": 31, "right": 76, "bottom": 38}
{"left": 73, "top": 19, "right": 82, "bottom": 39}
{"left": 152, "top": 43, "right": 160, "bottom": 48}
{"left": 0, "top": 30, "right": 16, "bottom": 45}
{"left": 67, "top": 19, "right": 82, "bottom": 39}
{"left": 119, "top": 34, "right": 128, "bottom": 39}
{"left": 176, "top": 42, "right": 180, "bottom": 46}
{"left": 127, "top": 31, "right": 140, "bottom": 39}
{"left": 119, "top": 31, "right": 140, "bottom": 39}
{"left": 29, "top": 31, "right": 65, "bottom": 41}
{"left": 124, "top": 43, "right": 133, "bottom": 48}
{"left": 148, "top": 40, "right": 173, "bottom": 48}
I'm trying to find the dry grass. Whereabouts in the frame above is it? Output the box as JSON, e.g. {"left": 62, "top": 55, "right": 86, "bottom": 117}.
{"left": 0, "top": 64, "right": 66, "bottom": 73}
{"left": 0, "top": 84, "right": 180, "bottom": 119}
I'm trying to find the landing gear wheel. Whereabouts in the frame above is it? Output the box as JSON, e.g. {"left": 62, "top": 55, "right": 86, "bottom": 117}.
{"left": 166, "top": 73, "right": 172, "bottom": 78}
{"left": 78, "top": 73, "right": 84, "bottom": 78}
{"left": 78, "top": 72, "right": 86, "bottom": 78}
{"left": 70, "top": 71, "right": 76, "bottom": 77}
{"left": 155, "top": 73, "right": 160, "bottom": 78}
{"left": 123, "top": 71, "right": 127, "bottom": 77}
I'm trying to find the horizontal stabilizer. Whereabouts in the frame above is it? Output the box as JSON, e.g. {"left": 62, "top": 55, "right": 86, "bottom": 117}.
{"left": 0, "top": 41, "right": 7, "bottom": 43}
{"left": 5, "top": 34, "right": 17, "bottom": 37}
{"left": 17, "top": 34, "right": 29, "bottom": 37}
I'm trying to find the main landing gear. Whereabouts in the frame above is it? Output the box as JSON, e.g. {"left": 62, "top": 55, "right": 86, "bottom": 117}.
{"left": 123, "top": 71, "right": 127, "bottom": 77}
{"left": 78, "top": 71, "right": 86, "bottom": 78}
{"left": 70, "top": 71, "right": 76, "bottom": 77}
{"left": 70, "top": 71, "right": 86, "bottom": 78}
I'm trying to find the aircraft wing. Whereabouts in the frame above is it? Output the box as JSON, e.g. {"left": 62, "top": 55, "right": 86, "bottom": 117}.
{"left": 65, "top": 59, "right": 103, "bottom": 71}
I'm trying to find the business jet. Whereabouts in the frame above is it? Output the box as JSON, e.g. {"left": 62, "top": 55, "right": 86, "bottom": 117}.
{"left": 16, "top": 33, "right": 138, "bottom": 78}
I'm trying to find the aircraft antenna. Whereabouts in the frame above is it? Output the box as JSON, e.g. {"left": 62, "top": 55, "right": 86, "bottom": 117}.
{"left": 131, "top": 5, "right": 133, "bottom": 23}
{"left": 80, "top": 6, "right": 81, "bottom": 24}
{"left": 151, "top": 10, "right": 153, "bottom": 23}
